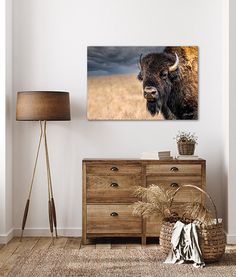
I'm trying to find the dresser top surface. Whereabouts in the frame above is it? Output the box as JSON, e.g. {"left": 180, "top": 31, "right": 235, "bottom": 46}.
{"left": 83, "top": 158, "right": 205, "bottom": 164}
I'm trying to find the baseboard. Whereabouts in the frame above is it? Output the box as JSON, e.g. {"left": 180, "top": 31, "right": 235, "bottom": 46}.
{"left": 4, "top": 229, "right": 236, "bottom": 244}
{"left": 13, "top": 228, "right": 82, "bottom": 237}
{"left": 226, "top": 233, "right": 236, "bottom": 244}
{"left": 0, "top": 228, "right": 14, "bottom": 244}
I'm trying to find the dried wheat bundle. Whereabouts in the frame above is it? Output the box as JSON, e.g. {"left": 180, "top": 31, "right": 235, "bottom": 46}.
{"left": 132, "top": 185, "right": 175, "bottom": 219}
{"left": 132, "top": 185, "right": 214, "bottom": 226}
{"left": 134, "top": 185, "right": 174, "bottom": 204}
{"left": 183, "top": 201, "right": 213, "bottom": 226}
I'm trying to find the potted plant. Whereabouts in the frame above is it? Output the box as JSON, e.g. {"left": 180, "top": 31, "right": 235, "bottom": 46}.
{"left": 174, "top": 131, "right": 198, "bottom": 155}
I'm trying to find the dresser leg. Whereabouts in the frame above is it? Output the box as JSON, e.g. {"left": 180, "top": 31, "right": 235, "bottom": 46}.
{"left": 82, "top": 236, "right": 90, "bottom": 245}
{"left": 82, "top": 237, "right": 86, "bottom": 245}
{"left": 142, "top": 236, "right": 146, "bottom": 245}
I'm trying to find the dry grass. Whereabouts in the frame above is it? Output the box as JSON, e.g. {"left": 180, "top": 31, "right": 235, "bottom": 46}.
{"left": 183, "top": 201, "right": 213, "bottom": 226}
{"left": 132, "top": 185, "right": 214, "bottom": 226}
{"left": 87, "top": 74, "right": 164, "bottom": 120}
{"left": 132, "top": 185, "right": 175, "bottom": 219}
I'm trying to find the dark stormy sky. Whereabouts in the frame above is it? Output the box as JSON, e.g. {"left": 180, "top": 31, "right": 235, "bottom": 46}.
{"left": 87, "top": 46, "right": 165, "bottom": 76}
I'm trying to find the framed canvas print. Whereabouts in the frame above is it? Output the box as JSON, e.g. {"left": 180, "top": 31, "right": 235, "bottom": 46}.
{"left": 87, "top": 46, "right": 198, "bottom": 120}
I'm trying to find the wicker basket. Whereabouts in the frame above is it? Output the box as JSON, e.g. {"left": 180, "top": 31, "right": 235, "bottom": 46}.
{"left": 178, "top": 142, "right": 195, "bottom": 155}
{"left": 160, "top": 185, "right": 226, "bottom": 263}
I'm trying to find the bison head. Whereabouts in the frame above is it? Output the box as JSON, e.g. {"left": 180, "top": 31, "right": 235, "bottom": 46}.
{"left": 137, "top": 52, "right": 180, "bottom": 116}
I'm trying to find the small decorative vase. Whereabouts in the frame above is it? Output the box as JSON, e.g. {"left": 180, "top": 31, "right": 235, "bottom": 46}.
{"left": 178, "top": 142, "right": 195, "bottom": 155}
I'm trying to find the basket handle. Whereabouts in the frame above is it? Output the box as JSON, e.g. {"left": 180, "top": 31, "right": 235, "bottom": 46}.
{"left": 170, "top": 184, "right": 219, "bottom": 224}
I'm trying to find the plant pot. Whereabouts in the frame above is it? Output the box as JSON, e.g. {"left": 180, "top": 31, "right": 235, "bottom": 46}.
{"left": 178, "top": 142, "right": 195, "bottom": 155}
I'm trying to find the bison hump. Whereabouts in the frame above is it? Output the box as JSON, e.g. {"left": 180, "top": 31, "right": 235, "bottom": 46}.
{"left": 164, "top": 46, "right": 198, "bottom": 63}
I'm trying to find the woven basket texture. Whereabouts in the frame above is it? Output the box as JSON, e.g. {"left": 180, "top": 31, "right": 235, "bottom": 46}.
{"left": 160, "top": 220, "right": 226, "bottom": 263}
{"left": 178, "top": 142, "right": 195, "bottom": 155}
{"left": 159, "top": 185, "right": 226, "bottom": 263}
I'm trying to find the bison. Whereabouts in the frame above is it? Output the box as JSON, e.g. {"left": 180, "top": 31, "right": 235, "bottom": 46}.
{"left": 137, "top": 46, "right": 198, "bottom": 119}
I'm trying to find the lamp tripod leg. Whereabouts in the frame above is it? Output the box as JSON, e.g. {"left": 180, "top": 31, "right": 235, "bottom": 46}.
{"left": 51, "top": 197, "right": 58, "bottom": 237}
{"left": 45, "top": 122, "right": 58, "bottom": 238}
{"left": 20, "top": 121, "right": 43, "bottom": 242}
{"left": 20, "top": 199, "right": 30, "bottom": 241}
{"left": 43, "top": 121, "right": 57, "bottom": 243}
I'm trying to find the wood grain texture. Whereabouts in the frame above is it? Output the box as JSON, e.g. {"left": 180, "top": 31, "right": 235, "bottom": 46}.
{"left": 82, "top": 161, "right": 87, "bottom": 244}
{"left": 51, "top": 237, "right": 68, "bottom": 249}
{"left": 65, "top": 237, "right": 81, "bottom": 250}
{"left": 146, "top": 164, "right": 201, "bottom": 175}
{"left": 111, "top": 243, "right": 127, "bottom": 249}
{"left": 87, "top": 162, "right": 142, "bottom": 175}
{"left": 96, "top": 243, "right": 111, "bottom": 249}
{"left": 83, "top": 158, "right": 205, "bottom": 163}
{"left": 87, "top": 205, "right": 142, "bottom": 234}
{"left": 146, "top": 215, "right": 162, "bottom": 236}
{"left": 4, "top": 235, "right": 234, "bottom": 275}
{"left": 83, "top": 159, "right": 206, "bottom": 244}
{"left": 0, "top": 237, "right": 39, "bottom": 276}
{"left": 34, "top": 237, "right": 52, "bottom": 250}
{"left": 147, "top": 175, "right": 202, "bottom": 184}
{"left": 201, "top": 161, "right": 206, "bottom": 203}
{"left": 80, "top": 243, "right": 96, "bottom": 249}
{"left": 0, "top": 238, "right": 21, "bottom": 268}
{"left": 147, "top": 176, "right": 202, "bottom": 203}
{"left": 141, "top": 163, "right": 147, "bottom": 245}
{"left": 87, "top": 175, "right": 141, "bottom": 203}
{"left": 126, "top": 243, "right": 142, "bottom": 249}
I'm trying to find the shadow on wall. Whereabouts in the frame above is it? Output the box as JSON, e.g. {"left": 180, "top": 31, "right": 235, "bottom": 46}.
{"left": 70, "top": 98, "right": 84, "bottom": 120}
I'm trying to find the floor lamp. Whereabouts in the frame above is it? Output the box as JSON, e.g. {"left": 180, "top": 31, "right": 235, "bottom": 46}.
{"left": 16, "top": 91, "right": 71, "bottom": 242}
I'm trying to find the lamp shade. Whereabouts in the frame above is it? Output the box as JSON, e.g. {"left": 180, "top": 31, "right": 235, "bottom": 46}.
{"left": 16, "top": 91, "right": 71, "bottom": 121}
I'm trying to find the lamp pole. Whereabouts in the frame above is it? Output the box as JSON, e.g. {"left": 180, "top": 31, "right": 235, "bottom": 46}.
{"left": 20, "top": 120, "right": 58, "bottom": 243}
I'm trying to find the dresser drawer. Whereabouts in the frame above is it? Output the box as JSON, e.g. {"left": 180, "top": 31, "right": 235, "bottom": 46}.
{"left": 87, "top": 163, "right": 142, "bottom": 175}
{"left": 146, "top": 215, "right": 162, "bottom": 236}
{"left": 87, "top": 175, "right": 141, "bottom": 203}
{"left": 147, "top": 176, "right": 202, "bottom": 202}
{"left": 147, "top": 175, "right": 202, "bottom": 188}
{"left": 146, "top": 164, "right": 201, "bottom": 175}
{"left": 87, "top": 205, "right": 142, "bottom": 234}
{"left": 145, "top": 203, "right": 193, "bottom": 236}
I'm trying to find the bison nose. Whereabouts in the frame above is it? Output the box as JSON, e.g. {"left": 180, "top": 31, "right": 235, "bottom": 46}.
{"left": 144, "top": 86, "right": 158, "bottom": 99}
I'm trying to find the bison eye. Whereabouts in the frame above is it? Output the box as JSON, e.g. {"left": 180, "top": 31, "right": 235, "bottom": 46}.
{"left": 137, "top": 72, "right": 143, "bottom": 81}
{"left": 160, "top": 70, "right": 168, "bottom": 79}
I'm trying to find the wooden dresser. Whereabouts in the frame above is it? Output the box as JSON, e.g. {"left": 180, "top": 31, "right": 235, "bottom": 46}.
{"left": 82, "top": 159, "right": 206, "bottom": 244}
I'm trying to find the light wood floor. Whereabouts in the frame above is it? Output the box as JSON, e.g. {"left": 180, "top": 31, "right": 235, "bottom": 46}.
{"left": 1, "top": 237, "right": 235, "bottom": 276}
{"left": 0, "top": 237, "right": 159, "bottom": 276}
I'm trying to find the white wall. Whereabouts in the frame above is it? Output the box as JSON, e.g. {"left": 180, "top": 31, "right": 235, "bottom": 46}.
{"left": 5, "top": 0, "right": 13, "bottom": 239}
{"left": 0, "top": 0, "right": 13, "bottom": 243}
{"left": 227, "top": 0, "right": 236, "bottom": 243}
{"left": 12, "top": 0, "right": 228, "bottom": 236}
{"left": 0, "top": 0, "right": 7, "bottom": 238}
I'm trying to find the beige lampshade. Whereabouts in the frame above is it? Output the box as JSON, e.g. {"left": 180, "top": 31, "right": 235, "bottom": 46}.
{"left": 16, "top": 91, "right": 71, "bottom": 121}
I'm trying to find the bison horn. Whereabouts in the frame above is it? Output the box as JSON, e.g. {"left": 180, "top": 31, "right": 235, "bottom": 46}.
{"left": 138, "top": 53, "right": 143, "bottom": 69}
{"left": 169, "top": 52, "right": 179, "bottom": 72}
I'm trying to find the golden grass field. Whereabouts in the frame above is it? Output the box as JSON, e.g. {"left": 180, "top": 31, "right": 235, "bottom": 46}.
{"left": 87, "top": 74, "right": 163, "bottom": 120}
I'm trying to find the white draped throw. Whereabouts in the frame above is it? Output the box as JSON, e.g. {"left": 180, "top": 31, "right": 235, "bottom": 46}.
{"left": 164, "top": 221, "right": 205, "bottom": 268}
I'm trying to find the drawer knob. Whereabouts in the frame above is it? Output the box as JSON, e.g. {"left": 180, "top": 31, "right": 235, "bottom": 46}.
{"left": 170, "top": 183, "right": 179, "bottom": 188}
{"left": 110, "top": 182, "right": 119, "bottom": 188}
{"left": 110, "top": 212, "right": 118, "bottom": 217}
{"left": 110, "top": 166, "right": 119, "bottom": 172}
{"left": 170, "top": 167, "right": 179, "bottom": 172}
